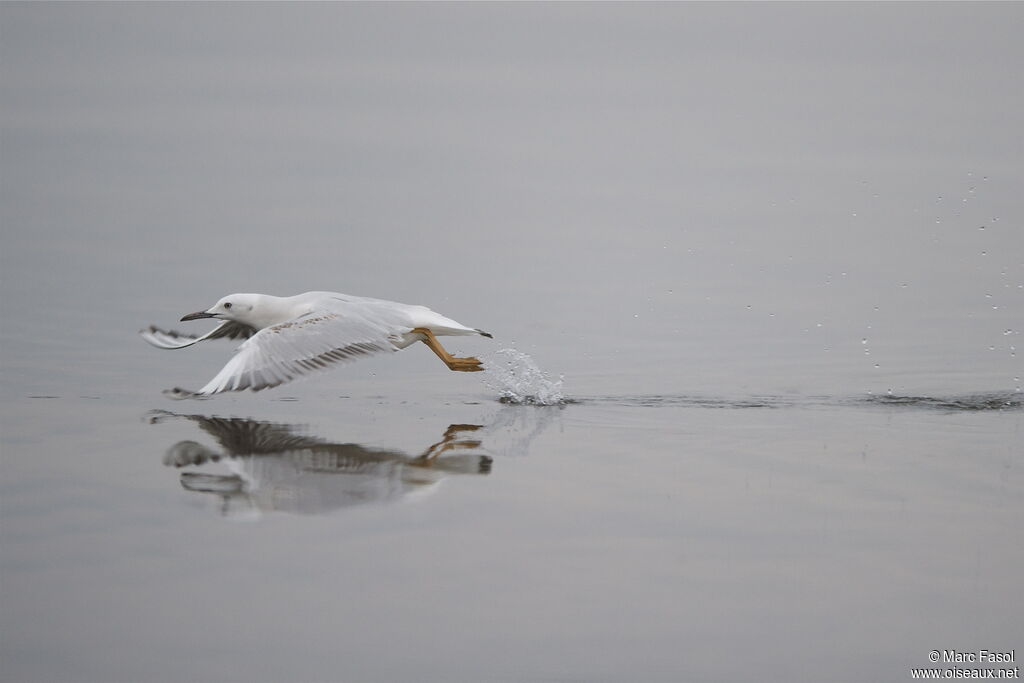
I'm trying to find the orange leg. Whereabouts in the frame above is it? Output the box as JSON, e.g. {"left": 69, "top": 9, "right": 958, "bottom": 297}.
{"left": 412, "top": 328, "right": 484, "bottom": 372}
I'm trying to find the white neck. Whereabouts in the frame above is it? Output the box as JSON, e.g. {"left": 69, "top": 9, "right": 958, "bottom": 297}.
{"left": 246, "top": 294, "right": 307, "bottom": 330}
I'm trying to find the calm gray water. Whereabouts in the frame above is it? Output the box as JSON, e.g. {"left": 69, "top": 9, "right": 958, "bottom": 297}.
{"left": 1, "top": 4, "right": 1022, "bottom": 682}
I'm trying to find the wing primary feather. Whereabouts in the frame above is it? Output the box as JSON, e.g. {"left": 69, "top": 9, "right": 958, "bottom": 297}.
{"left": 141, "top": 321, "right": 257, "bottom": 350}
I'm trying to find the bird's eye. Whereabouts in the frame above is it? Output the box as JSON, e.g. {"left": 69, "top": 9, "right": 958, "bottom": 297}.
{"left": 223, "top": 302, "right": 232, "bottom": 309}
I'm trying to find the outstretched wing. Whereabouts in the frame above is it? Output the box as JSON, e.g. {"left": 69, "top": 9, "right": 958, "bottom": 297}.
{"left": 141, "top": 321, "right": 257, "bottom": 350}
{"left": 171, "top": 311, "right": 407, "bottom": 397}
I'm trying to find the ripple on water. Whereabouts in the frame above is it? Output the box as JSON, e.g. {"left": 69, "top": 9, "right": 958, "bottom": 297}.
{"left": 860, "top": 392, "right": 1023, "bottom": 412}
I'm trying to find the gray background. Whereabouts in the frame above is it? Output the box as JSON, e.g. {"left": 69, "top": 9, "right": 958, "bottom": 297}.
{"left": 2, "top": 4, "right": 1021, "bottom": 682}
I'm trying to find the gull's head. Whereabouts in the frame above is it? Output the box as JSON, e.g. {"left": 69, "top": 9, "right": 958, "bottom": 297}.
{"left": 181, "top": 293, "right": 264, "bottom": 326}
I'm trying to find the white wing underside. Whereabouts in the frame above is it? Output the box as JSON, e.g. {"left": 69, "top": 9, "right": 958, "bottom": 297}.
{"left": 169, "top": 309, "right": 412, "bottom": 398}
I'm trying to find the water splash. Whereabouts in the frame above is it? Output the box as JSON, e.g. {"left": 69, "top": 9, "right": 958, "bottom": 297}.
{"left": 482, "top": 348, "right": 567, "bottom": 406}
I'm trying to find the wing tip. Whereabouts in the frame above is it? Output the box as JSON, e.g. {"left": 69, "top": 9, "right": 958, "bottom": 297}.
{"left": 163, "top": 387, "right": 208, "bottom": 400}
{"left": 141, "top": 325, "right": 202, "bottom": 349}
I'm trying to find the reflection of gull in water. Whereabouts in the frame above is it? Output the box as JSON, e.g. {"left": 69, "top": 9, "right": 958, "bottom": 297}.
{"left": 148, "top": 411, "right": 492, "bottom": 519}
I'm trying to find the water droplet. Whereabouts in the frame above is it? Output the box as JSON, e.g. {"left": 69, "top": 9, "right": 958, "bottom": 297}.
{"left": 874, "top": 364, "right": 880, "bottom": 369}
{"left": 484, "top": 348, "right": 566, "bottom": 406}
{"left": 981, "top": 251, "right": 988, "bottom": 257}
{"left": 978, "top": 225, "right": 986, "bottom": 231}
{"left": 861, "top": 338, "right": 868, "bottom": 345}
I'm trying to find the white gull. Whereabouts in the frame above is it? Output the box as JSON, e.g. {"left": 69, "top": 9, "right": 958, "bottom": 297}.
{"left": 141, "top": 291, "right": 491, "bottom": 398}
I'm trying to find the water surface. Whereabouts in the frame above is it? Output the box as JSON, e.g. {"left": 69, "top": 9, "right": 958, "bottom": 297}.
{"left": 2, "top": 4, "right": 1022, "bottom": 682}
